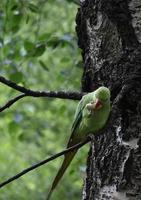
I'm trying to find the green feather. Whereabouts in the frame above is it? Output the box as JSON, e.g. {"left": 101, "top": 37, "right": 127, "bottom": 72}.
{"left": 46, "top": 87, "right": 111, "bottom": 199}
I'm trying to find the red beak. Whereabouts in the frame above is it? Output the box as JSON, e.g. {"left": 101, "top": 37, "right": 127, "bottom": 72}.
{"left": 94, "top": 99, "right": 102, "bottom": 109}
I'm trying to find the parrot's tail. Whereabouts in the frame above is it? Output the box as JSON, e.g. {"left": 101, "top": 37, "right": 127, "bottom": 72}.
{"left": 46, "top": 149, "right": 77, "bottom": 200}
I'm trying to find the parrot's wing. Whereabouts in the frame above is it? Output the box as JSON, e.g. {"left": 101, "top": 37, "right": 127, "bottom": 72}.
{"left": 46, "top": 100, "right": 84, "bottom": 200}
{"left": 71, "top": 100, "right": 83, "bottom": 134}
{"left": 67, "top": 95, "right": 88, "bottom": 147}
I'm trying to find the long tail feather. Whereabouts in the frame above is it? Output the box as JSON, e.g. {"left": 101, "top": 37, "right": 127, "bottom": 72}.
{"left": 46, "top": 150, "right": 77, "bottom": 200}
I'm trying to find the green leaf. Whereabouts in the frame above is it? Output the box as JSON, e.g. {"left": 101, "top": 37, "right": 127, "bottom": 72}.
{"left": 8, "top": 11, "right": 23, "bottom": 33}
{"left": 8, "top": 121, "right": 19, "bottom": 133}
{"left": 24, "top": 41, "right": 45, "bottom": 57}
{"left": 33, "top": 44, "right": 46, "bottom": 57}
{"left": 39, "top": 60, "right": 49, "bottom": 71}
{"left": 8, "top": 121, "right": 21, "bottom": 139}
{"left": 24, "top": 41, "right": 35, "bottom": 52}
{"left": 38, "top": 33, "right": 51, "bottom": 42}
{"left": 60, "top": 57, "right": 71, "bottom": 63}
{"left": 26, "top": 15, "right": 30, "bottom": 24}
{"left": 47, "top": 37, "right": 60, "bottom": 48}
{"left": 47, "top": 34, "right": 74, "bottom": 49}
{"left": 28, "top": 3, "right": 39, "bottom": 13}
{"left": 11, "top": 4, "right": 18, "bottom": 11}
{"left": 9, "top": 72, "right": 23, "bottom": 83}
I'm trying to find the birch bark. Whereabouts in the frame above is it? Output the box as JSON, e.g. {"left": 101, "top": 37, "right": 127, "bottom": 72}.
{"left": 76, "top": 0, "right": 141, "bottom": 199}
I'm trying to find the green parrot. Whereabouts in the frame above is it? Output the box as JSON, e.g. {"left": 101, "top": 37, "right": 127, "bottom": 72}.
{"left": 47, "top": 86, "right": 110, "bottom": 199}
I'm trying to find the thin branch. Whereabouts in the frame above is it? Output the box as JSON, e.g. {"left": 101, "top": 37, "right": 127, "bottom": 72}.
{"left": 0, "top": 76, "right": 83, "bottom": 100}
{"left": 0, "top": 137, "right": 91, "bottom": 189}
{"left": 0, "top": 94, "right": 27, "bottom": 112}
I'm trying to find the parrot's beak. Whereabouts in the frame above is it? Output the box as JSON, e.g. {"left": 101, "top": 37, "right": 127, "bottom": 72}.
{"left": 93, "top": 98, "right": 102, "bottom": 110}
{"left": 86, "top": 99, "right": 102, "bottom": 111}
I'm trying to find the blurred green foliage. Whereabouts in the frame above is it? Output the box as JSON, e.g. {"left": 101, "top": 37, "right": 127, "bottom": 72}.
{"left": 0, "top": 0, "right": 88, "bottom": 199}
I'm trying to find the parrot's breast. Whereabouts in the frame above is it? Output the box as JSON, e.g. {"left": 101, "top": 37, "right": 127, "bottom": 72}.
{"left": 78, "top": 106, "right": 110, "bottom": 138}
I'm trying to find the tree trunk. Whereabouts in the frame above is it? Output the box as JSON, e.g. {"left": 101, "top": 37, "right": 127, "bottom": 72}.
{"left": 76, "top": 0, "right": 141, "bottom": 199}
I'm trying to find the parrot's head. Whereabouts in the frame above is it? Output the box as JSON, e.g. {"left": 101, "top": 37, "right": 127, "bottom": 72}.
{"left": 95, "top": 86, "right": 110, "bottom": 101}
{"left": 86, "top": 87, "right": 110, "bottom": 111}
{"left": 94, "top": 86, "right": 110, "bottom": 109}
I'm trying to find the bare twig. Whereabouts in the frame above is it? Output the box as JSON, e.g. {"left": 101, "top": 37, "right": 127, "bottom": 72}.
{"left": 0, "top": 94, "right": 27, "bottom": 112}
{"left": 0, "top": 75, "right": 84, "bottom": 100}
{"left": 0, "top": 75, "right": 84, "bottom": 112}
{"left": 0, "top": 137, "right": 91, "bottom": 189}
